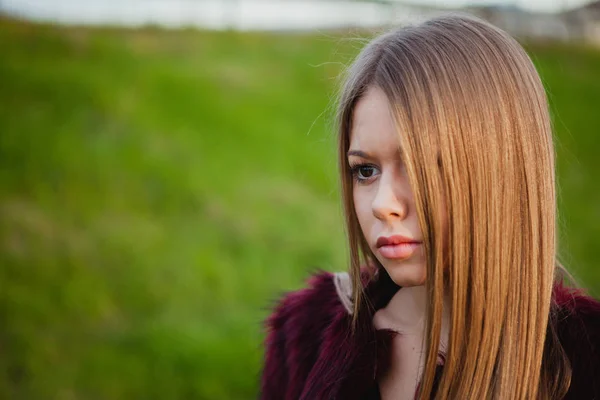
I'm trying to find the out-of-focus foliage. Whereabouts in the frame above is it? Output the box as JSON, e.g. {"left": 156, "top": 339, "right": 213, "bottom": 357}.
{"left": 0, "top": 16, "right": 598, "bottom": 399}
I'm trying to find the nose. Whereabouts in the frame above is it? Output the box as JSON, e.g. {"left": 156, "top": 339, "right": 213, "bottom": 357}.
{"left": 371, "top": 178, "right": 408, "bottom": 221}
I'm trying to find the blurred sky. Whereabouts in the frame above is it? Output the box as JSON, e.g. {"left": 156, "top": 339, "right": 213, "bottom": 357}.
{"left": 0, "top": 0, "right": 593, "bottom": 30}
{"left": 0, "top": 0, "right": 593, "bottom": 13}
{"left": 410, "top": 0, "right": 588, "bottom": 12}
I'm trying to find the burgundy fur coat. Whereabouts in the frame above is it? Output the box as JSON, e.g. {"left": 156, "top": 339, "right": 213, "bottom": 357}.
{"left": 260, "top": 269, "right": 600, "bottom": 399}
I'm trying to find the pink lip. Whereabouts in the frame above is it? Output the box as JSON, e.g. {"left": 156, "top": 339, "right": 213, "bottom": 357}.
{"left": 376, "top": 235, "right": 421, "bottom": 248}
{"left": 376, "top": 235, "right": 422, "bottom": 260}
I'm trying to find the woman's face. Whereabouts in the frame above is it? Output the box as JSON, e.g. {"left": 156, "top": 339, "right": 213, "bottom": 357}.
{"left": 348, "top": 85, "right": 427, "bottom": 287}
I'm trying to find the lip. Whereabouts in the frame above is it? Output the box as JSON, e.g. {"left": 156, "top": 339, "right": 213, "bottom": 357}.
{"left": 376, "top": 235, "right": 421, "bottom": 248}
{"left": 376, "top": 235, "right": 422, "bottom": 260}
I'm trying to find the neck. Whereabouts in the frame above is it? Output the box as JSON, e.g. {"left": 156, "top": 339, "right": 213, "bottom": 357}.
{"left": 373, "top": 284, "right": 452, "bottom": 399}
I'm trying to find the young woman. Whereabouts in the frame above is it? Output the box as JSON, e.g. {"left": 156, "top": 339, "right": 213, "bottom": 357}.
{"left": 260, "top": 14, "right": 600, "bottom": 399}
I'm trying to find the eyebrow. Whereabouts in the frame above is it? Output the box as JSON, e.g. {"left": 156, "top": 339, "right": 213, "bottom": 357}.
{"left": 347, "top": 148, "right": 406, "bottom": 163}
{"left": 347, "top": 150, "right": 372, "bottom": 159}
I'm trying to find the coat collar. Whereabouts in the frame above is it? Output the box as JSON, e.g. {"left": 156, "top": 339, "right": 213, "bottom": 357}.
{"left": 299, "top": 268, "right": 400, "bottom": 399}
{"left": 305, "top": 269, "right": 599, "bottom": 400}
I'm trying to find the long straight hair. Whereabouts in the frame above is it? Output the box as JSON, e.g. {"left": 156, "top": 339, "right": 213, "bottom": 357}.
{"left": 336, "top": 14, "right": 571, "bottom": 399}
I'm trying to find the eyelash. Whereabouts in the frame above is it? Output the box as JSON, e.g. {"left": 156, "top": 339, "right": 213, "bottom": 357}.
{"left": 349, "top": 163, "right": 379, "bottom": 183}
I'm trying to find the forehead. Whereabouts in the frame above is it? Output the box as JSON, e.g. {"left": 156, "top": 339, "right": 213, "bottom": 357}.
{"left": 349, "top": 86, "right": 402, "bottom": 157}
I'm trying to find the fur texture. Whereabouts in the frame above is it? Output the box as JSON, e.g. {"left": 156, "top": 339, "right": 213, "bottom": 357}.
{"left": 260, "top": 271, "right": 600, "bottom": 399}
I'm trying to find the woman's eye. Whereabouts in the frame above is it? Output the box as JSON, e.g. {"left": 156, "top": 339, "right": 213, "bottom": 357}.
{"left": 350, "top": 164, "right": 379, "bottom": 182}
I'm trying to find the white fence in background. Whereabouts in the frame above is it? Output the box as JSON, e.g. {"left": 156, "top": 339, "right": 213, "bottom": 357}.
{"left": 0, "top": 0, "right": 440, "bottom": 31}
{"left": 2, "top": 0, "right": 599, "bottom": 46}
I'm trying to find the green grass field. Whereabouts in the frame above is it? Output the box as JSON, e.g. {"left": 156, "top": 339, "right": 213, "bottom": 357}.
{"left": 0, "top": 16, "right": 599, "bottom": 399}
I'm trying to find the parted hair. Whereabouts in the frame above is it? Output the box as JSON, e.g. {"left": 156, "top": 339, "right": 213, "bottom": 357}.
{"left": 336, "top": 13, "right": 571, "bottom": 399}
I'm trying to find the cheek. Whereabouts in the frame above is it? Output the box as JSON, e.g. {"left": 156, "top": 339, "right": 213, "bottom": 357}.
{"left": 353, "top": 188, "right": 371, "bottom": 232}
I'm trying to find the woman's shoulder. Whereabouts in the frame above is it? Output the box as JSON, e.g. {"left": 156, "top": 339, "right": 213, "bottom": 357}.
{"left": 264, "top": 270, "right": 353, "bottom": 327}
{"left": 553, "top": 281, "right": 600, "bottom": 338}
{"left": 260, "top": 269, "right": 355, "bottom": 399}
{"left": 261, "top": 269, "right": 390, "bottom": 400}
{"left": 263, "top": 268, "right": 368, "bottom": 326}
{"left": 552, "top": 282, "right": 600, "bottom": 398}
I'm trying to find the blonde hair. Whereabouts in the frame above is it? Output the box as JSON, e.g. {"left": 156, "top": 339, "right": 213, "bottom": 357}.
{"left": 336, "top": 14, "right": 571, "bottom": 399}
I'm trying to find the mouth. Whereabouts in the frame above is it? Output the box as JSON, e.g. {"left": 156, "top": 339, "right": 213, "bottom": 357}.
{"left": 377, "top": 242, "right": 421, "bottom": 259}
{"left": 375, "top": 235, "right": 422, "bottom": 260}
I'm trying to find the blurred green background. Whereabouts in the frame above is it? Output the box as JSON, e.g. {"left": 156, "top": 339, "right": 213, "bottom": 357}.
{"left": 0, "top": 15, "right": 599, "bottom": 399}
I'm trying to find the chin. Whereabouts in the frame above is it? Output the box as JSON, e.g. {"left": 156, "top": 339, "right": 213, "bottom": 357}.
{"left": 383, "top": 263, "right": 426, "bottom": 287}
